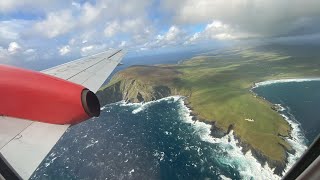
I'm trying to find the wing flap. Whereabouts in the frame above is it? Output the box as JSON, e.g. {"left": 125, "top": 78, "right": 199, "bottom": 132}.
{"left": 0, "top": 116, "right": 32, "bottom": 149}
{"left": 0, "top": 116, "right": 69, "bottom": 179}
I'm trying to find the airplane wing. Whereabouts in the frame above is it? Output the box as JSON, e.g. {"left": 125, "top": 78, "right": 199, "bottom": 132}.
{"left": 0, "top": 49, "right": 125, "bottom": 179}
{"left": 42, "top": 49, "right": 125, "bottom": 93}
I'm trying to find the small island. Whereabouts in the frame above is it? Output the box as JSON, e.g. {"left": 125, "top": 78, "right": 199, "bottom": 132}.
{"left": 97, "top": 46, "right": 320, "bottom": 174}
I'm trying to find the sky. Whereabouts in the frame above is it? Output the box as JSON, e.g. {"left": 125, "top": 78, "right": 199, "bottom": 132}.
{"left": 1, "top": 0, "right": 320, "bottom": 68}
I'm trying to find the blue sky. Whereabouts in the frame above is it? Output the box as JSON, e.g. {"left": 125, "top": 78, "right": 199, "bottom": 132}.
{"left": 1, "top": 0, "right": 320, "bottom": 68}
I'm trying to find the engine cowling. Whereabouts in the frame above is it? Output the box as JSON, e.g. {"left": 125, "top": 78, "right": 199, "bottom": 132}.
{"left": 0, "top": 65, "right": 100, "bottom": 125}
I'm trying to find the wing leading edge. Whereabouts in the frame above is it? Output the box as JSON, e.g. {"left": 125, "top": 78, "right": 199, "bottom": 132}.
{"left": 42, "top": 49, "right": 125, "bottom": 93}
{"left": 0, "top": 49, "right": 125, "bottom": 179}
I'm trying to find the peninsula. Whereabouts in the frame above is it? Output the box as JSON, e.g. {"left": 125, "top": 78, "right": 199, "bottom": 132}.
{"left": 97, "top": 45, "right": 320, "bottom": 174}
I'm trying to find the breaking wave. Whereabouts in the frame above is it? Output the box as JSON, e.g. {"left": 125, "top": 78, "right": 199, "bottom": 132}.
{"left": 99, "top": 94, "right": 308, "bottom": 179}
{"left": 127, "top": 96, "right": 288, "bottom": 179}
{"left": 176, "top": 97, "right": 282, "bottom": 179}
{"left": 252, "top": 79, "right": 312, "bottom": 174}
{"left": 280, "top": 107, "right": 308, "bottom": 174}
{"left": 118, "top": 96, "right": 182, "bottom": 114}
{"left": 253, "top": 78, "right": 320, "bottom": 88}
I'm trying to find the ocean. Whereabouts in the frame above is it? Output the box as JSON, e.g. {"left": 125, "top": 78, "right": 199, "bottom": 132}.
{"left": 31, "top": 80, "right": 320, "bottom": 180}
{"left": 32, "top": 97, "right": 281, "bottom": 180}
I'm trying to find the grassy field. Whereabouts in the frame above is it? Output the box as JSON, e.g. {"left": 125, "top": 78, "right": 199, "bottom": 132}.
{"left": 101, "top": 44, "right": 320, "bottom": 165}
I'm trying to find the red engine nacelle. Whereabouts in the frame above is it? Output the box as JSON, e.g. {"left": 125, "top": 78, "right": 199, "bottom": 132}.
{"left": 0, "top": 65, "right": 100, "bottom": 125}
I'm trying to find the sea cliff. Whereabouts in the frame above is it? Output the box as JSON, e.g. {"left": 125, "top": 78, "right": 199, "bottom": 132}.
{"left": 97, "top": 47, "right": 320, "bottom": 175}
{"left": 97, "top": 68, "right": 288, "bottom": 174}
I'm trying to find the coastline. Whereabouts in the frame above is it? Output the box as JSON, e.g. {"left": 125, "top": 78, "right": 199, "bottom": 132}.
{"left": 250, "top": 78, "right": 320, "bottom": 175}
{"left": 252, "top": 78, "right": 320, "bottom": 88}
{"left": 183, "top": 77, "right": 320, "bottom": 176}
{"left": 101, "top": 76, "right": 315, "bottom": 178}
{"left": 183, "top": 98, "right": 288, "bottom": 175}
{"left": 118, "top": 96, "right": 284, "bottom": 179}
{"left": 98, "top": 46, "right": 320, "bottom": 177}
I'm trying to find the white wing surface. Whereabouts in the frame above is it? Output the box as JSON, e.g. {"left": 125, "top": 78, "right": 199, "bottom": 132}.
{"left": 0, "top": 116, "right": 69, "bottom": 179}
{"left": 42, "top": 49, "right": 125, "bottom": 92}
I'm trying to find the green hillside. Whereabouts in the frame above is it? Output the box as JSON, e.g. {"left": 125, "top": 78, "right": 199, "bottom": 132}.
{"left": 98, "top": 45, "right": 320, "bottom": 172}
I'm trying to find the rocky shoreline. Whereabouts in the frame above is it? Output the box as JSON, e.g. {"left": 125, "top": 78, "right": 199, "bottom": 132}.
{"left": 97, "top": 84, "right": 290, "bottom": 176}
{"left": 183, "top": 99, "right": 289, "bottom": 176}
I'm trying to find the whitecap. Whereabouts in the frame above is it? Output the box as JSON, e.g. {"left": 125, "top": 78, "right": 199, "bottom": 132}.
{"left": 275, "top": 104, "right": 286, "bottom": 112}
{"left": 176, "top": 97, "right": 282, "bottom": 179}
{"left": 131, "top": 96, "right": 182, "bottom": 114}
{"left": 220, "top": 174, "right": 232, "bottom": 180}
{"left": 128, "top": 169, "right": 135, "bottom": 176}
{"left": 253, "top": 78, "right": 320, "bottom": 88}
{"left": 280, "top": 110, "right": 308, "bottom": 175}
{"left": 251, "top": 79, "right": 309, "bottom": 175}
{"left": 104, "top": 95, "right": 308, "bottom": 179}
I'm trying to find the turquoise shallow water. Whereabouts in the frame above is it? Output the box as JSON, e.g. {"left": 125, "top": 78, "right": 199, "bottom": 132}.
{"left": 253, "top": 80, "right": 320, "bottom": 145}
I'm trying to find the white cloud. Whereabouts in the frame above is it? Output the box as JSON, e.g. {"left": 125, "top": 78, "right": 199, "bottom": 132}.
{"left": 203, "top": 21, "right": 234, "bottom": 39}
{"left": 2, "top": 0, "right": 319, "bottom": 64}
{"left": 140, "top": 25, "right": 185, "bottom": 50}
{"left": 80, "top": 30, "right": 96, "bottom": 44}
{"left": 0, "top": 42, "right": 38, "bottom": 63}
{"left": 80, "top": 2, "right": 101, "bottom": 25}
{"left": 0, "top": 46, "right": 9, "bottom": 60}
{"left": 0, "top": 1, "right": 156, "bottom": 63}
{"left": 0, "top": 20, "right": 31, "bottom": 48}
{"left": 0, "top": 0, "right": 65, "bottom": 13}
{"left": 0, "top": 21, "right": 20, "bottom": 40}
{"left": 215, "top": 33, "right": 234, "bottom": 40}
{"left": 80, "top": 44, "right": 107, "bottom": 56}
{"left": 156, "top": 26, "right": 182, "bottom": 43}
{"left": 1, "top": 0, "right": 157, "bottom": 61}
{"left": 8, "top": 42, "right": 21, "bottom": 54}
{"left": 164, "top": 26, "right": 181, "bottom": 41}
{"left": 24, "top": 49, "right": 36, "bottom": 54}
{"left": 122, "top": 19, "right": 146, "bottom": 34}
{"left": 81, "top": 45, "right": 94, "bottom": 53}
{"left": 185, "top": 20, "right": 255, "bottom": 44}
{"left": 188, "top": 32, "right": 200, "bottom": 42}
{"left": 23, "top": 49, "right": 38, "bottom": 61}
{"left": 59, "top": 45, "right": 71, "bottom": 55}
{"left": 34, "top": 10, "right": 75, "bottom": 38}
{"left": 163, "top": 0, "right": 320, "bottom": 36}
{"left": 71, "top": 2, "right": 81, "bottom": 9}
{"left": 103, "top": 18, "right": 151, "bottom": 38}
{"left": 104, "top": 21, "right": 120, "bottom": 37}
{"left": 0, "top": 1, "right": 23, "bottom": 12}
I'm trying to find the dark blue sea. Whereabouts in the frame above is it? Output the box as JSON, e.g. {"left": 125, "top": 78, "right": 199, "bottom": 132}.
{"left": 32, "top": 96, "right": 295, "bottom": 180}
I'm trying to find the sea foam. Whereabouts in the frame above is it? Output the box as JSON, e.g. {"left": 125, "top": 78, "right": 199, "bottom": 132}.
{"left": 253, "top": 78, "right": 320, "bottom": 88}
{"left": 176, "top": 97, "right": 282, "bottom": 179}
{"left": 113, "top": 93, "right": 308, "bottom": 179}
{"left": 252, "top": 79, "right": 311, "bottom": 174}
{"left": 280, "top": 109, "right": 308, "bottom": 174}
{"left": 130, "top": 96, "right": 181, "bottom": 114}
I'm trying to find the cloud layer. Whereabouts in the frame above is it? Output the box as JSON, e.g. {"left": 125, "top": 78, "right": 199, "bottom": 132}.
{"left": 163, "top": 0, "right": 320, "bottom": 36}
{"left": 0, "top": 0, "right": 319, "bottom": 65}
